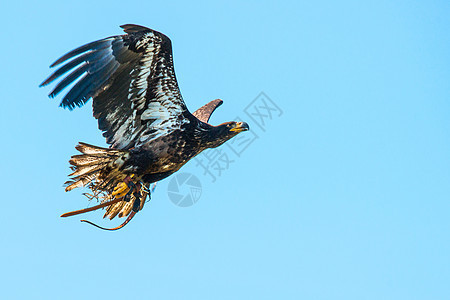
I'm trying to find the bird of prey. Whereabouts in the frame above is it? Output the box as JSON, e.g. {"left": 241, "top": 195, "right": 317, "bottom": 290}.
{"left": 40, "top": 24, "right": 249, "bottom": 230}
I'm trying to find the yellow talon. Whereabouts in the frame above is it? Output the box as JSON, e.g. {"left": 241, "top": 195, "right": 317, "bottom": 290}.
{"left": 112, "top": 175, "right": 136, "bottom": 199}
{"left": 112, "top": 182, "right": 130, "bottom": 199}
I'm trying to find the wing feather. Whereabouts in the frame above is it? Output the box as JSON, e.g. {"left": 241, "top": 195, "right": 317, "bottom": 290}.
{"left": 192, "top": 99, "right": 223, "bottom": 123}
{"left": 41, "top": 24, "right": 191, "bottom": 149}
{"left": 49, "top": 39, "right": 113, "bottom": 68}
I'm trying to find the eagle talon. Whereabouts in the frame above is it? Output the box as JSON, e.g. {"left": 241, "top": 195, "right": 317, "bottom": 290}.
{"left": 112, "top": 175, "right": 137, "bottom": 199}
{"left": 112, "top": 183, "right": 129, "bottom": 199}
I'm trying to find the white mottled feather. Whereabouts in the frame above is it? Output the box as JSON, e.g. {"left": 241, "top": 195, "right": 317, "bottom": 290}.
{"left": 41, "top": 25, "right": 190, "bottom": 150}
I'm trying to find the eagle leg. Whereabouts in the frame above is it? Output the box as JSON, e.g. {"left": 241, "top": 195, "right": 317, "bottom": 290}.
{"left": 111, "top": 175, "right": 137, "bottom": 200}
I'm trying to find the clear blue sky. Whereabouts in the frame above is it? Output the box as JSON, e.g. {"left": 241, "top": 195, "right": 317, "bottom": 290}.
{"left": 1, "top": 1, "right": 449, "bottom": 299}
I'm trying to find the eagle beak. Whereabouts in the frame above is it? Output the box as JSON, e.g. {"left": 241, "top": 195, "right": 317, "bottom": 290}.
{"left": 230, "top": 122, "right": 249, "bottom": 132}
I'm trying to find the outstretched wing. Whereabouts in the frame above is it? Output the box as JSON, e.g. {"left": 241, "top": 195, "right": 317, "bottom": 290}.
{"left": 41, "top": 24, "right": 189, "bottom": 150}
{"left": 192, "top": 99, "right": 223, "bottom": 123}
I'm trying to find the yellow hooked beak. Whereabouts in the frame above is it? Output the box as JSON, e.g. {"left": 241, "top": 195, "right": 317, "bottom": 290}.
{"left": 230, "top": 122, "right": 249, "bottom": 132}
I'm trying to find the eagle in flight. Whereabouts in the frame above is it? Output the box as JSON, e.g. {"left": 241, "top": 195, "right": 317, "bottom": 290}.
{"left": 40, "top": 24, "right": 249, "bottom": 230}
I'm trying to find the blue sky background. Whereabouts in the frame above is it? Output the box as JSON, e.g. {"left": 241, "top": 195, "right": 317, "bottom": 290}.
{"left": 1, "top": 0, "right": 449, "bottom": 299}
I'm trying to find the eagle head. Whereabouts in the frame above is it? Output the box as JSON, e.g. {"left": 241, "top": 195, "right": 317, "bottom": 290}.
{"left": 207, "top": 121, "right": 249, "bottom": 148}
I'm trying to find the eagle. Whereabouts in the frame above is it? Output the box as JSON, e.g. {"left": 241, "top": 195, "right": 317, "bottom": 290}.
{"left": 40, "top": 24, "right": 249, "bottom": 230}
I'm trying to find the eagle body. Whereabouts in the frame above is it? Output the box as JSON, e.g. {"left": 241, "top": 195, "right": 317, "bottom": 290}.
{"left": 41, "top": 24, "right": 248, "bottom": 229}
{"left": 110, "top": 114, "right": 241, "bottom": 182}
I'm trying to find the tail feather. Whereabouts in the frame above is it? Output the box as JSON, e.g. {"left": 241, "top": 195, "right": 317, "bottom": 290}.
{"left": 69, "top": 154, "right": 109, "bottom": 166}
{"left": 64, "top": 177, "right": 91, "bottom": 192}
{"left": 68, "top": 162, "right": 108, "bottom": 177}
{"left": 63, "top": 142, "right": 149, "bottom": 222}
{"left": 75, "top": 142, "right": 122, "bottom": 155}
{"left": 105, "top": 201, "right": 124, "bottom": 220}
{"left": 65, "top": 142, "right": 130, "bottom": 193}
